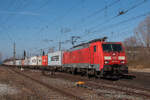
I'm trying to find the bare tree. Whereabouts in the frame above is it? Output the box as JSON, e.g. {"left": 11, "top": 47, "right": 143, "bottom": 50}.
{"left": 123, "top": 16, "right": 150, "bottom": 68}
{"left": 124, "top": 36, "right": 138, "bottom": 60}
{"left": 124, "top": 36, "right": 137, "bottom": 47}
{"left": 135, "top": 16, "right": 150, "bottom": 48}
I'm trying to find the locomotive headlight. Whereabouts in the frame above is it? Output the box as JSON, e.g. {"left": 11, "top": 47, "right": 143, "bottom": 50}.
{"left": 104, "top": 61, "right": 109, "bottom": 64}
{"left": 104, "top": 56, "right": 111, "bottom": 60}
{"left": 120, "top": 61, "right": 125, "bottom": 64}
{"left": 118, "top": 56, "right": 125, "bottom": 60}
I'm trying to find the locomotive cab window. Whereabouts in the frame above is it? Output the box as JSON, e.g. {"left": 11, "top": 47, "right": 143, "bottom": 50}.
{"left": 94, "top": 46, "right": 96, "bottom": 52}
{"left": 102, "top": 44, "right": 123, "bottom": 52}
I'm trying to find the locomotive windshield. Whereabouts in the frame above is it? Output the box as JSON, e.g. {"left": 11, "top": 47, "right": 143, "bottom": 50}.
{"left": 102, "top": 44, "right": 123, "bottom": 52}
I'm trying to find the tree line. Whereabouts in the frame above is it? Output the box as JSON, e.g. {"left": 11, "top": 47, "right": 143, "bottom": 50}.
{"left": 124, "top": 16, "right": 150, "bottom": 68}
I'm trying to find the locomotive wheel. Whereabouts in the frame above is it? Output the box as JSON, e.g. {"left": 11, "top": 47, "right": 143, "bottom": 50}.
{"left": 86, "top": 69, "right": 94, "bottom": 78}
{"left": 95, "top": 71, "right": 101, "bottom": 78}
{"left": 71, "top": 68, "right": 77, "bottom": 75}
{"left": 86, "top": 69, "right": 90, "bottom": 78}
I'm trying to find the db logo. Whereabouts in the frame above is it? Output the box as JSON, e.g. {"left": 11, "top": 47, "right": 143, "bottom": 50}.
{"left": 112, "top": 53, "right": 116, "bottom": 56}
{"left": 113, "top": 57, "right": 117, "bottom": 60}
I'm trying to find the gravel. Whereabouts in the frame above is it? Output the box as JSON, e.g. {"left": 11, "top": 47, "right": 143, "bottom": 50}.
{"left": 0, "top": 83, "right": 19, "bottom": 95}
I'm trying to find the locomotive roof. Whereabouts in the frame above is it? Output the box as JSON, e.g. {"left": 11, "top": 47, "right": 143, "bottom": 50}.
{"left": 72, "top": 37, "right": 107, "bottom": 49}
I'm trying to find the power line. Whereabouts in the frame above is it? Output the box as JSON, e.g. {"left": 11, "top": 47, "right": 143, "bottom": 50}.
{"left": 84, "top": 0, "right": 121, "bottom": 19}
{"left": 82, "top": 11, "right": 150, "bottom": 40}
{"left": 0, "top": 0, "right": 31, "bottom": 43}
{"left": 52, "top": 0, "right": 85, "bottom": 24}
{"left": 72, "top": 0, "right": 121, "bottom": 28}
{"left": 0, "top": 0, "right": 31, "bottom": 26}
{"left": 77, "top": 28, "right": 134, "bottom": 45}
{"left": 84, "top": 0, "right": 148, "bottom": 34}
{"left": 71, "top": 0, "right": 148, "bottom": 41}
{"left": 31, "top": 0, "right": 52, "bottom": 11}
{"left": 44, "top": 0, "right": 85, "bottom": 26}
{"left": 0, "top": 0, "right": 18, "bottom": 25}
{"left": 34, "top": 0, "right": 85, "bottom": 41}
{"left": 121, "top": 0, "right": 148, "bottom": 15}
{"left": 0, "top": 28, "right": 14, "bottom": 43}
{"left": 94, "top": 12, "right": 150, "bottom": 33}
{"left": 13, "top": 0, "right": 29, "bottom": 10}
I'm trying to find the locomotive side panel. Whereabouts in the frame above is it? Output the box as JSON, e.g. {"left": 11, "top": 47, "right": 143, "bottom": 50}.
{"left": 63, "top": 45, "right": 93, "bottom": 69}
{"left": 71, "top": 48, "right": 90, "bottom": 68}
{"left": 89, "top": 42, "right": 104, "bottom": 71}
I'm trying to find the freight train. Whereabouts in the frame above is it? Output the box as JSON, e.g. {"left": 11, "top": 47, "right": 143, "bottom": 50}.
{"left": 3, "top": 37, "right": 128, "bottom": 78}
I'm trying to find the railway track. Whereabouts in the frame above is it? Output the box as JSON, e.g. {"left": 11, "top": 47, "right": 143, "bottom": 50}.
{"left": 92, "top": 76, "right": 150, "bottom": 98}
{"left": 3, "top": 67, "right": 48, "bottom": 99}
{"left": 4, "top": 66, "right": 150, "bottom": 99}
{"left": 8, "top": 67, "right": 84, "bottom": 100}
{"left": 86, "top": 81, "right": 150, "bottom": 99}
{"left": 43, "top": 71, "right": 150, "bottom": 99}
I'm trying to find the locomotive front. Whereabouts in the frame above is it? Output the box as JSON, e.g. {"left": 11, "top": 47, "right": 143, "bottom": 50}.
{"left": 102, "top": 43, "right": 128, "bottom": 76}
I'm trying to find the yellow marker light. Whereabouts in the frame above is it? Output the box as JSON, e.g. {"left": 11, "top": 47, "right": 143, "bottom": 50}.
{"left": 76, "top": 81, "right": 85, "bottom": 85}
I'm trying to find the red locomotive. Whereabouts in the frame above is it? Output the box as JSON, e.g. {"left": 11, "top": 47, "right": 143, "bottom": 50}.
{"left": 63, "top": 37, "right": 128, "bottom": 77}
{"left": 3, "top": 37, "right": 128, "bottom": 78}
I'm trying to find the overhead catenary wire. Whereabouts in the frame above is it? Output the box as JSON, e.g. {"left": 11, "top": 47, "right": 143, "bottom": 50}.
{"left": 51, "top": 0, "right": 86, "bottom": 24}
{"left": 0, "top": 0, "right": 52, "bottom": 46}
{"left": 0, "top": 0, "right": 17, "bottom": 25}
{"left": 83, "top": 0, "right": 121, "bottom": 20}
{"left": 93, "top": 12, "right": 150, "bottom": 33}
{"left": 26, "top": 0, "right": 150, "bottom": 56}
{"left": 0, "top": 0, "right": 31, "bottom": 39}
{"left": 35, "top": 0, "right": 148, "bottom": 51}
{"left": 29, "top": 38, "right": 71, "bottom": 55}
{"left": 0, "top": 0, "right": 32, "bottom": 27}
{"left": 70, "top": 0, "right": 148, "bottom": 43}
{"left": 74, "top": 0, "right": 148, "bottom": 42}
{"left": 72, "top": 0, "right": 121, "bottom": 28}
{"left": 31, "top": 0, "right": 52, "bottom": 11}
{"left": 86, "top": 0, "right": 148, "bottom": 32}
{"left": 35, "top": 0, "right": 86, "bottom": 41}
{"left": 1, "top": 0, "right": 149, "bottom": 58}
{"left": 0, "top": 0, "right": 36, "bottom": 46}
{"left": 1, "top": 30, "right": 14, "bottom": 43}
{"left": 120, "top": 0, "right": 148, "bottom": 15}
{"left": 80, "top": 11, "right": 150, "bottom": 41}
{"left": 13, "top": 0, "right": 31, "bottom": 10}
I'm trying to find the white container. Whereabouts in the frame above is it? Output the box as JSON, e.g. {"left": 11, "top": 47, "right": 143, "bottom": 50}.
{"left": 19, "top": 60, "right": 22, "bottom": 65}
{"left": 9, "top": 61, "right": 13, "bottom": 65}
{"left": 4, "top": 61, "right": 10, "bottom": 65}
{"left": 48, "top": 51, "right": 63, "bottom": 66}
{"left": 29, "top": 56, "right": 38, "bottom": 65}
{"left": 37, "top": 56, "right": 42, "bottom": 65}
{"left": 16, "top": 60, "right": 21, "bottom": 65}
